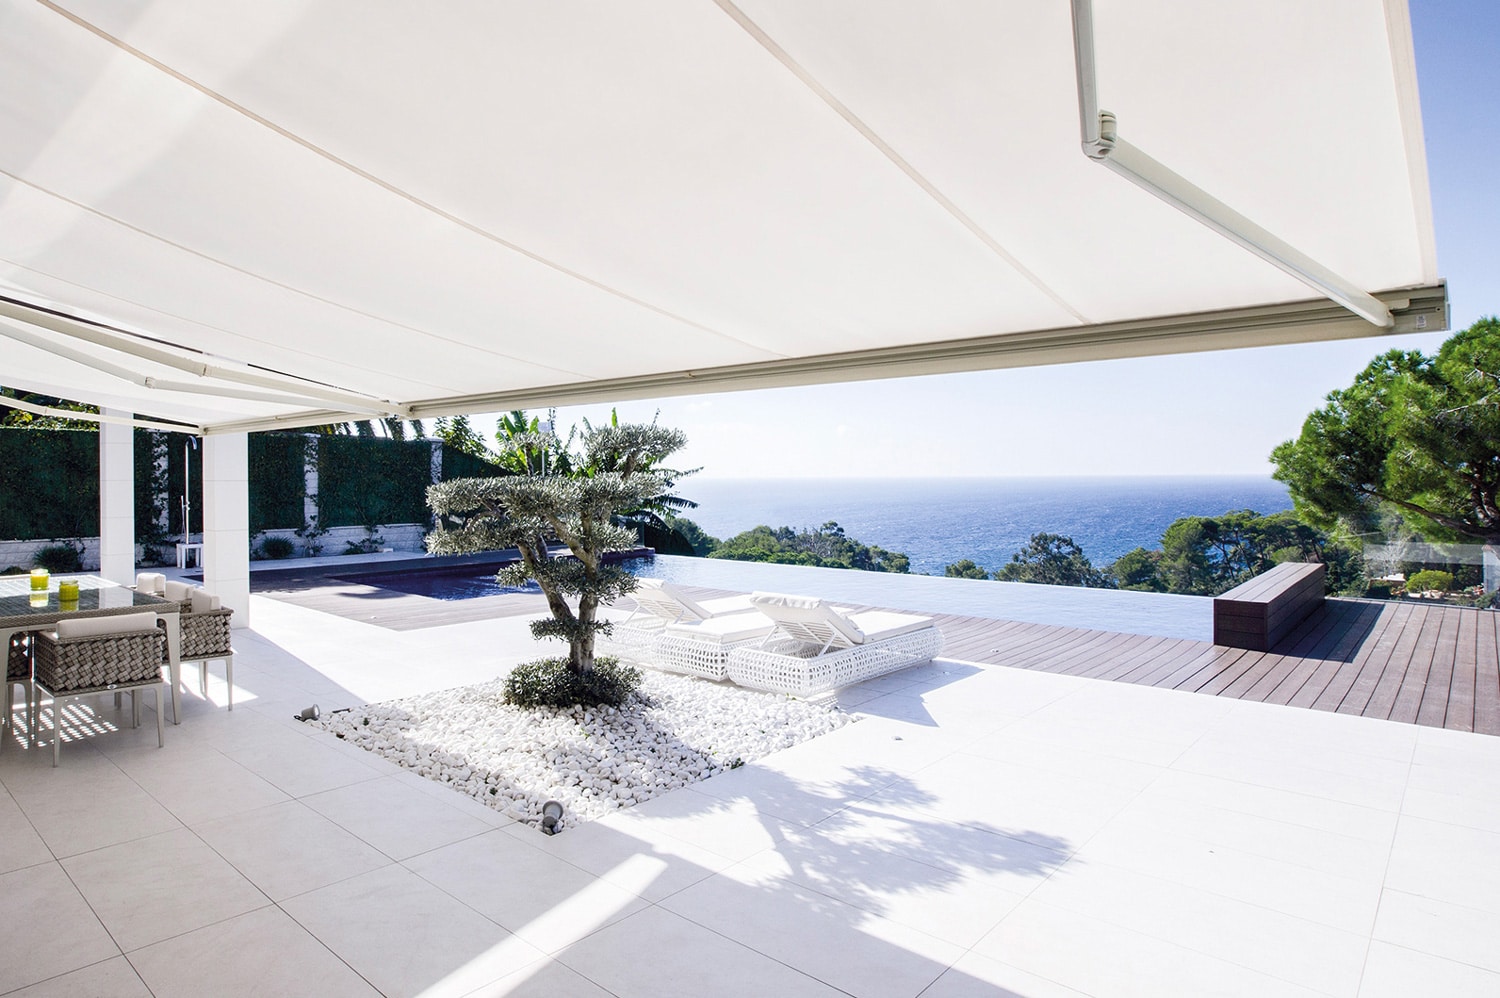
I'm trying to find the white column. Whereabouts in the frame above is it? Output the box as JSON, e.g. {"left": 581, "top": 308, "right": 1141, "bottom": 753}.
{"left": 98, "top": 410, "right": 135, "bottom": 583}
{"left": 202, "top": 433, "right": 250, "bottom": 628}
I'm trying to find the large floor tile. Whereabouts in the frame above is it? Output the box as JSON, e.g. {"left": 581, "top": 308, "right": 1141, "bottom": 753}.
{"left": 557, "top": 905, "right": 845, "bottom": 998}
{"left": 5, "top": 759, "right": 183, "bottom": 858}
{"left": 1372, "top": 889, "right": 1500, "bottom": 974}
{"left": 222, "top": 731, "right": 385, "bottom": 798}
{"left": 4, "top": 956, "right": 151, "bottom": 998}
{"left": 1073, "top": 818, "right": 1382, "bottom": 934}
{"left": 0, "top": 863, "right": 120, "bottom": 994}
{"left": 282, "top": 864, "right": 545, "bottom": 998}
{"left": 0, "top": 785, "right": 52, "bottom": 873}
{"left": 1028, "top": 861, "right": 1368, "bottom": 995}
{"left": 128, "top": 905, "right": 380, "bottom": 998}
{"left": 113, "top": 746, "right": 290, "bottom": 826}
{"left": 406, "top": 829, "right": 648, "bottom": 954}
{"left": 1359, "top": 940, "right": 1500, "bottom": 997}
{"left": 735, "top": 843, "right": 1028, "bottom": 948}
{"left": 920, "top": 950, "right": 1090, "bottom": 998}
{"left": 61, "top": 827, "right": 270, "bottom": 952}
{"left": 599, "top": 787, "right": 797, "bottom": 861}
{"left": 976, "top": 898, "right": 1330, "bottom": 997}
{"left": 302, "top": 775, "right": 492, "bottom": 860}
{"left": 1383, "top": 816, "right": 1500, "bottom": 914}
{"left": 501, "top": 815, "right": 731, "bottom": 903}
{"left": 194, "top": 799, "right": 393, "bottom": 901}
{"left": 662, "top": 865, "right": 963, "bottom": 998}
{"left": 461, "top": 960, "right": 616, "bottom": 998}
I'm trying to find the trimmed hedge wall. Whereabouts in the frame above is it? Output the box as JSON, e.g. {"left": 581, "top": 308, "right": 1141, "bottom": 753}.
{"left": 0, "top": 428, "right": 98, "bottom": 539}
{"left": 443, "top": 445, "right": 508, "bottom": 480}
{"left": 249, "top": 433, "right": 306, "bottom": 531}
{"left": 318, "top": 436, "right": 433, "bottom": 528}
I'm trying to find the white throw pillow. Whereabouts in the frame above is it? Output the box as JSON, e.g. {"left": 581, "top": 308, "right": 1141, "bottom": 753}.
{"left": 190, "top": 589, "right": 221, "bottom": 613}
{"left": 135, "top": 572, "right": 166, "bottom": 594}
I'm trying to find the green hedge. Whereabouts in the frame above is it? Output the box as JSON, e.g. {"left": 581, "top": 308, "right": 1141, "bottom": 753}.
{"left": 0, "top": 428, "right": 98, "bottom": 539}
{"left": 442, "top": 446, "right": 508, "bottom": 480}
{"left": 318, "top": 436, "right": 433, "bottom": 527}
{"left": 249, "top": 433, "right": 306, "bottom": 530}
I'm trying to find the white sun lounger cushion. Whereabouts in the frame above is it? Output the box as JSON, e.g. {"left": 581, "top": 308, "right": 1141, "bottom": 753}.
{"left": 56, "top": 612, "right": 160, "bottom": 639}
{"left": 663, "top": 614, "right": 775, "bottom": 647}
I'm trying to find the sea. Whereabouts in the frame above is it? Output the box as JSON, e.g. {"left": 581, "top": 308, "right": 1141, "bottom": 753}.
{"left": 676, "top": 476, "right": 1293, "bottom": 577}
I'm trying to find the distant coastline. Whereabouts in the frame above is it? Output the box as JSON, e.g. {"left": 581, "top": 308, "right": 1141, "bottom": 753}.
{"left": 679, "top": 475, "right": 1293, "bottom": 576}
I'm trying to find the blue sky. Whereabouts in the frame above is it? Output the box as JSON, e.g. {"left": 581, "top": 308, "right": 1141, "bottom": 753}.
{"left": 484, "top": 1, "right": 1494, "bottom": 480}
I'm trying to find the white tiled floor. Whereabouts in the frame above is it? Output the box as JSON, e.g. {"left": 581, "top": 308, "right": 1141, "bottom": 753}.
{"left": 3, "top": 591, "right": 1499, "bottom": 996}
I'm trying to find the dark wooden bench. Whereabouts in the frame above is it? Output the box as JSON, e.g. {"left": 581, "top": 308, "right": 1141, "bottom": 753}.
{"left": 1213, "top": 562, "right": 1326, "bottom": 651}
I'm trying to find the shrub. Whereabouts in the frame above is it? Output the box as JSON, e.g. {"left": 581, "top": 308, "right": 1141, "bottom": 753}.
{"left": 1406, "top": 569, "right": 1454, "bottom": 594}
{"left": 33, "top": 543, "right": 83, "bottom": 573}
{"left": 503, "top": 657, "right": 643, "bottom": 709}
{"left": 257, "top": 536, "right": 296, "bottom": 560}
{"left": 1, "top": 565, "right": 26, "bottom": 575}
{"left": 1363, "top": 580, "right": 1394, "bottom": 600}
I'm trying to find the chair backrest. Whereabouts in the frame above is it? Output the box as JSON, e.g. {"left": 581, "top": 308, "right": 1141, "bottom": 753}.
{"left": 163, "top": 580, "right": 195, "bottom": 603}
{"left": 631, "top": 578, "right": 711, "bottom": 622}
{"left": 56, "top": 612, "right": 160, "bottom": 640}
{"left": 748, "top": 592, "right": 866, "bottom": 651}
{"left": 190, "top": 589, "right": 222, "bottom": 613}
{"left": 135, "top": 572, "right": 166, "bottom": 595}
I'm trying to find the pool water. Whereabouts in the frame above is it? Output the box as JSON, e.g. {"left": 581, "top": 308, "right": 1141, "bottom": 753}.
{"left": 347, "top": 554, "right": 1212, "bottom": 641}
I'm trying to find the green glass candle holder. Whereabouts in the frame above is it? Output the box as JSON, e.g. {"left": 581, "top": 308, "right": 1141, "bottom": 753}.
{"left": 30, "top": 568, "right": 49, "bottom": 591}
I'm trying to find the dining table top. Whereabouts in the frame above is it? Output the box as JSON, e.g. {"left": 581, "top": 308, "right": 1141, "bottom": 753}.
{"left": 0, "top": 575, "right": 178, "bottom": 629}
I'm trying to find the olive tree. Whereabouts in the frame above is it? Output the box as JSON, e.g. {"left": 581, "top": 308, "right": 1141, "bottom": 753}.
{"left": 426, "top": 422, "right": 688, "bottom": 677}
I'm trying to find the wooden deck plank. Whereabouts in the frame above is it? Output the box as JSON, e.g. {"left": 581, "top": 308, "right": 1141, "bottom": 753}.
{"left": 1300, "top": 601, "right": 1405, "bottom": 711}
{"left": 1388, "top": 608, "right": 1451, "bottom": 724}
{"left": 1332, "top": 602, "right": 1420, "bottom": 716}
{"left": 1414, "top": 607, "right": 1466, "bottom": 729}
{"left": 1356, "top": 605, "right": 1434, "bottom": 720}
{"left": 1475, "top": 612, "right": 1500, "bottom": 736}
{"left": 1263, "top": 602, "right": 1385, "bottom": 706}
{"left": 1445, "top": 608, "right": 1479, "bottom": 733}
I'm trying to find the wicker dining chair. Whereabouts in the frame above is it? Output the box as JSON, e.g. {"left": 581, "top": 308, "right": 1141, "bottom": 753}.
{"left": 5, "top": 631, "right": 37, "bottom": 748}
{"left": 33, "top": 612, "right": 167, "bottom": 766}
{"left": 176, "top": 589, "right": 235, "bottom": 710}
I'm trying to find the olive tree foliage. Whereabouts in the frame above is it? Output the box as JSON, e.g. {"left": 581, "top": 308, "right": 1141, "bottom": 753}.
{"left": 1272, "top": 317, "right": 1500, "bottom": 544}
{"left": 426, "top": 421, "right": 689, "bottom": 675}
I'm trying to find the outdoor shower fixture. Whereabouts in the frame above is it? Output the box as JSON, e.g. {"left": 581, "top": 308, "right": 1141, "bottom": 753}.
{"left": 181, "top": 435, "right": 198, "bottom": 565}
{"left": 294, "top": 705, "right": 321, "bottom": 722}
{"left": 541, "top": 799, "right": 564, "bottom": 835}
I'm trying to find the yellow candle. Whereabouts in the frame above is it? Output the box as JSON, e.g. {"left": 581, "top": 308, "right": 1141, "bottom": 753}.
{"left": 30, "top": 568, "right": 49, "bottom": 591}
{"left": 58, "top": 581, "right": 80, "bottom": 602}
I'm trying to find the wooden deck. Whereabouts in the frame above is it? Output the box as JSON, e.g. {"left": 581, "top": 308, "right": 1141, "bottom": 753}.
{"left": 255, "top": 567, "right": 1500, "bottom": 736}
{"left": 935, "top": 597, "right": 1500, "bottom": 736}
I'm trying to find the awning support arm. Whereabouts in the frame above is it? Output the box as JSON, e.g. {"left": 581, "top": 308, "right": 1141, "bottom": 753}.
{"left": 0, "top": 295, "right": 412, "bottom": 415}
{"left": 1069, "top": 0, "right": 1394, "bottom": 329}
{"left": 1, "top": 394, "right": 202, "bottom": 433}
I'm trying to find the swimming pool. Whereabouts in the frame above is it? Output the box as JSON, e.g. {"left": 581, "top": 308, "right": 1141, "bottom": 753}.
{"left": 348, "top": 554, "right": 1212, "bottom": 641}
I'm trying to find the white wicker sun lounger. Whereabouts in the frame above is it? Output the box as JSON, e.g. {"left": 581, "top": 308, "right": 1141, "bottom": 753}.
{"left": 724, "top": 592, "right": 942, "bottom": 696}
{"left": 604, "top": 578, "right": 760, "bottom": 664}
{"left": 653, "top": 613, "right": 777, "bottom": 680}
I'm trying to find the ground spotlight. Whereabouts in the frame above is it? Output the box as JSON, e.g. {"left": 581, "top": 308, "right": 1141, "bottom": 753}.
{"left": 294, "top": 704, "right": 321, "bottom": 722}
{"left": 541, "top": 799, "right": 564, "bottom": 835}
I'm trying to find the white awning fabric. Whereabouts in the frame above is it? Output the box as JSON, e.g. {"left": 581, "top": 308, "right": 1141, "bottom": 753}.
{"left": 0, "top": 0, "right": 1443, "bottom": 434}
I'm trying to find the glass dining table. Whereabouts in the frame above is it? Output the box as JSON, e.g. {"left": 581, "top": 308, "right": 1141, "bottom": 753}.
{"left": 0, "top": 575, "right": 185, "bottom": 744}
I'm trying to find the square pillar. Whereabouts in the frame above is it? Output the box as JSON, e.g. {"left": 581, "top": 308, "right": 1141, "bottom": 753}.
{"left": 98, "top": 410, "right": 135, "bottom": 584}
{"left": 202, "top": 433, "right": 251, "bottom": 628}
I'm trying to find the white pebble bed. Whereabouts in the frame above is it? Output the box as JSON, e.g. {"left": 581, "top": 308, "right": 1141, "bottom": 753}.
{"left": 315, "top": 672, "right": 855, "bottom": 833}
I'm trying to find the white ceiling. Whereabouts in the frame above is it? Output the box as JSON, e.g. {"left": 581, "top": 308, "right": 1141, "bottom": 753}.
{"left": 0, "top": 0, "right": 1443, "bottom": 433}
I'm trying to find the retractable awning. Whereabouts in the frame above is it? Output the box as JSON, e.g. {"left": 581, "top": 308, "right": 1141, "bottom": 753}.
{"left": 0, "top": 0, "right": 1443, "bottom": 434}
